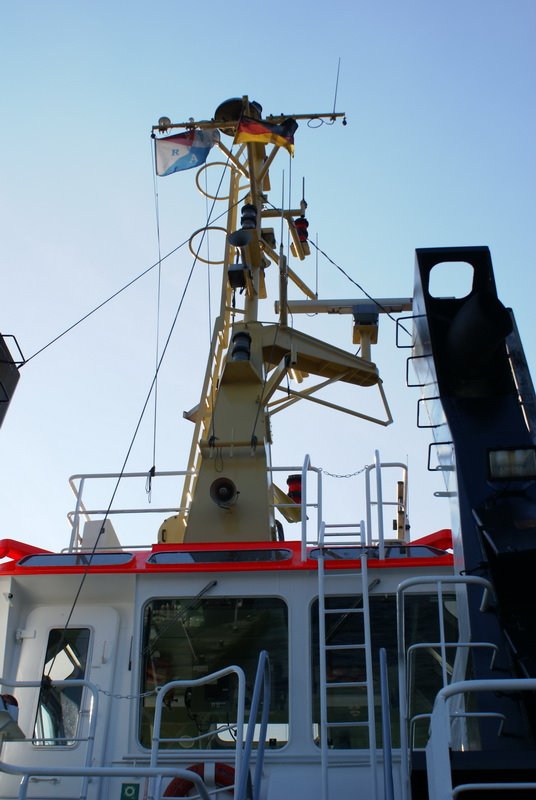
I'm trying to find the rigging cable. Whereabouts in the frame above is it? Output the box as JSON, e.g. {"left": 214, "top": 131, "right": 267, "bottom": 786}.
{"left": 22, "top": 245, "right": 186, "bottom": 366}
{"left": 147, "top": 140, "right": 164, "bottom": 500}
{"left": 308, "top": 238, "right": 411, "bottom": 335}
{"left": 265, "top": 195, "right": 408, "bottom": 331}
{"left": 47, "top": 253, "right": 199, "bottom": 675}
{"left": 204, "top": 167, "right": 213, "bottom": 342}
{"left": 50, "top": 160, "right": 233, "bottom": 670}
{"left": 22, "top": 195, "right": 246, "bottom": 367}
{"left": 315, "top": 232, "right": 319, "bottom": 297}
{"left": 332, "top": 57, "right": 342, "bottom": 118}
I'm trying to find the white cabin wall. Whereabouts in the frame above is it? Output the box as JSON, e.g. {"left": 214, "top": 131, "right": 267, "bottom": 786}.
{"left": 126, "top": 566, "right": 440, "bottom": 760}
{"left": 0, "top": 573, "right": 136, "bottom": 755}
{"left": 130, "top": 570, "right": 319, "bottom": 758}
{"left": 99, "top": 598, "right": 139, "bottom": 767}
{"left": 0, "top": 576, "right": 16, "bottom": 680}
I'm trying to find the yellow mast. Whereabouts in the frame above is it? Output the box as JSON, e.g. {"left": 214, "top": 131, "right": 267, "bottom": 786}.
{"left": 156, "top": 97, "right": 388, "bottom": 544}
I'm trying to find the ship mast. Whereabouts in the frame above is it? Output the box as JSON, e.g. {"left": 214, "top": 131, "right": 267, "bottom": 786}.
{"left": 154, "top": 97, "right": 388, "bottom": 544}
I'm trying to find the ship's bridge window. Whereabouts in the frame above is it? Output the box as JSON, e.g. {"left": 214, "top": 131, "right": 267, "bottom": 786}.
{"left": 148, "top": 549, "right": 292, "bottom": 565}
{"left": 18, "top": 552, "right": 133, "bottom": 567}
{"left": 139, "top": 596, "right": 288, "bottom": 750}
{"left": 311, "top": 593, "right": 458, "bottom": 749}
{"left": 308, "top": 545, "right": 447, "bottom": 560}
{"left": 33, "top": 628, "right": 90, "bottom": 746}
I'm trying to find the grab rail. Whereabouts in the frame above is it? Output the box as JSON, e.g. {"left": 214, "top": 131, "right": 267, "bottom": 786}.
{"left": 68, "top": 470, "right": 188, "bottom": 549}
{"left": 237, "top": 650, "right": 271, "bottom": 800}
{"left": 270, "top": 456, "right": 322, "bottom": 559}
{"left": 427, "top": 679, "right": 536, "bottom": 800}
{"left": 379, "top": 648, "right": 395, "bottom": 800}
{"left": 8, "top": 764, "right": 210, "bottom": 800}
{"left": 0, "top": 678, "right": 99, "bottom": 800}
{"left": 396, "top": 575, "right": 495, "bottom": 800}
{"left": 365, "top": 453, "right": 409, "bottom": 557}
{"left": 68, "top": 458, "right": 323, "bottom": 553}
{"left": 149, "top": 666, "right": 246, "bottom": 800}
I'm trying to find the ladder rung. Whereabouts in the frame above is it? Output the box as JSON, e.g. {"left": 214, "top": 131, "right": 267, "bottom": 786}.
{"left": 325, "top": 644, "right": 366, "bottom": 651}
{"left": 326, "top": 680, "right": 368, "bottom": 689}
{"left": 324, "top": 607, "right": 364, "bottom": 614}
{"left": 326, "top": 721, "right": 370, "bottom": 728}
{"left": 322, "top": 568, "right": 365, "bottom": 574}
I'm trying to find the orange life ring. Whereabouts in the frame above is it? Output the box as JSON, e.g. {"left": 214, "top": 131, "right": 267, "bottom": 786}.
{"left": 164, "top": 762, "right": 235, "bottom": 797}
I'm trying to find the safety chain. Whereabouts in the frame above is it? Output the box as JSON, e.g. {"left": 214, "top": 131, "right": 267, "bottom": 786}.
{"left": 97, "top": 687, "right": 157, "bottom": 700}
{"left": 321, "top": 464, "right": 369, "bottom": 479}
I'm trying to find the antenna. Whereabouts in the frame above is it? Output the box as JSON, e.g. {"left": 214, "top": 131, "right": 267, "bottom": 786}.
{"left": 332, "top": 57, "right": 342, "bottom": 119}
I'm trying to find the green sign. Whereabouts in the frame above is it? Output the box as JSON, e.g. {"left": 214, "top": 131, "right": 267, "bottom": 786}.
{"left": 120, "top": 784, "right": 140, "bottom": 800}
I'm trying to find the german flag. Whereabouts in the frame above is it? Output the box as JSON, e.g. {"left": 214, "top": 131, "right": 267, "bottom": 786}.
{"left": 234, "top": 116, "right": 298, "bottom": 155}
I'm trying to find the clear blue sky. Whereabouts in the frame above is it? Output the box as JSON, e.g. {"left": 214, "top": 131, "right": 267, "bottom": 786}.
{"left": 1, "top": 0, "right": 535, "bottom": 550}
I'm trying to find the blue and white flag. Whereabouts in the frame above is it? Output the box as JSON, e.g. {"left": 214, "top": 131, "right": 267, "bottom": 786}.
{"left": 155, "top": 128, "right": 220, "bottom": 176}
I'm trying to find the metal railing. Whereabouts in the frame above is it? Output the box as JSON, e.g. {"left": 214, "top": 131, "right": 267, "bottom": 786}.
{"left": 0, "top": 677, "right": 99, "bottom": 800}
{"left": 1, "top": 654, "right": 272, "bottom": 800}
{"left": 8, "top": 764, "right": 211, "bottom": 800}
{"left": 68, "top": 456, "right": 323, "bottom": 553}
{"left": 365, "top": 451, "right": 409, "bottom": 558}
{"left": 269, "top": 456, "right": 322, "bottom": 559}
{"left": 68, "top": 470, "right": 188, "bottom": 550}
{"left": 149, "top": 666, "right": 246, "bottom": 799}
{"left": 426, "top": 679, "right": 536, "bottom": 800}
{"left": 396, "top": 575, "right": 495, "bottom": 800}
{"left": 379, "top": 648, "right": 395, "bottom": 800}
{"left": 238, "top": 651, "right": 271, "bottom": 800}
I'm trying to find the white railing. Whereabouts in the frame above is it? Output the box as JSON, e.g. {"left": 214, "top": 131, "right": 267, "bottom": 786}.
{"left": 269, "top": 456, "right": 322, "bottom": 558}
{"left": 67, "top": 451, "right": 409, "bottom": 557}
{"left": 1, "top": 656, "right": 272, "bottom": 800}
{"left": 365, "top": 451, "right": 409, "bottom": 557}
{"left": 68, "top": 456, "right": 323, "bottom": 553}
{"left": 68, "top": 470, "right": 188, "bottom": 550}
{"left": 379, "top": 647, "right": 395, "bottom": 800}
{"left": 426, "top": 679, "right": 536, "bottom": 800}
{"left": 10, "top": 764, "right": 211, "bottom": 800}
{"left": 238, "top": 651, "right": 271, "bottom": 800}
{"left": 396, "top": 576, "right": 495, "bottom": 800}
{"left": 149, "top": 665, "right": 246, "bottom": 799}
{"left": 0, "top": 677, "right": 100, "bottom": 800}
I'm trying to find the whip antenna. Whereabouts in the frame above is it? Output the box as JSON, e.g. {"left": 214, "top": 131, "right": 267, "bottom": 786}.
{"left": 332, "top": 57, "right": 342, "bottom": 118}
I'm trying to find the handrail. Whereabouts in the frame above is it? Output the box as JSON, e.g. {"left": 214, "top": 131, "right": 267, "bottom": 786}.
{"left": 237, "top": 650, "right": 271, "bottom": 800}
{"left": 8, "top": 765, "right": 211, "bottom": 800}
{"left": 297, "top": 455, "right": 322, "bottom": 560}
{"left": 379, "top": 648, "right": 395, "bottom": 800}
{"left": 149, "top": 666, "right": 246, "bottom": 800}
{"left": 406, "top": 641, "right": 498, "bottom": 726}
{"left": 269, "top": 460, "right": 322, "bottom": 556}
{"left": 396, "top": 575, "right": 495, "bottom": 800}
{"left": 0, "top": 678, "right": 99, "bottom": 750}
{"left": 0, "top": 678, "right": 99, "bottom": 800}
{"left": 410, "top": 711, "right": 506, "bottom": 749}
{"left": 273, "top": 457, "right": 322, "bottom": 560}
{"left": 452, "top": 782, "right": 536, "bottom": 797}
{"left": 427, "top": 679, "right": 536, "bottom": 800}
{"left": 365, "top": 453, "right": 409, "bottom": 556}
{"left": 68, "top": 470, "right": 190, "bottom": 550}
{"left": 68, "top": 461, "right": 322, "bottom": 553}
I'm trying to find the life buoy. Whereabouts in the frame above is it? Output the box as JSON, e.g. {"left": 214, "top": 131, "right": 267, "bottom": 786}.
{"left": 164, "top": 762, "right": 235, "bottom": 797}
